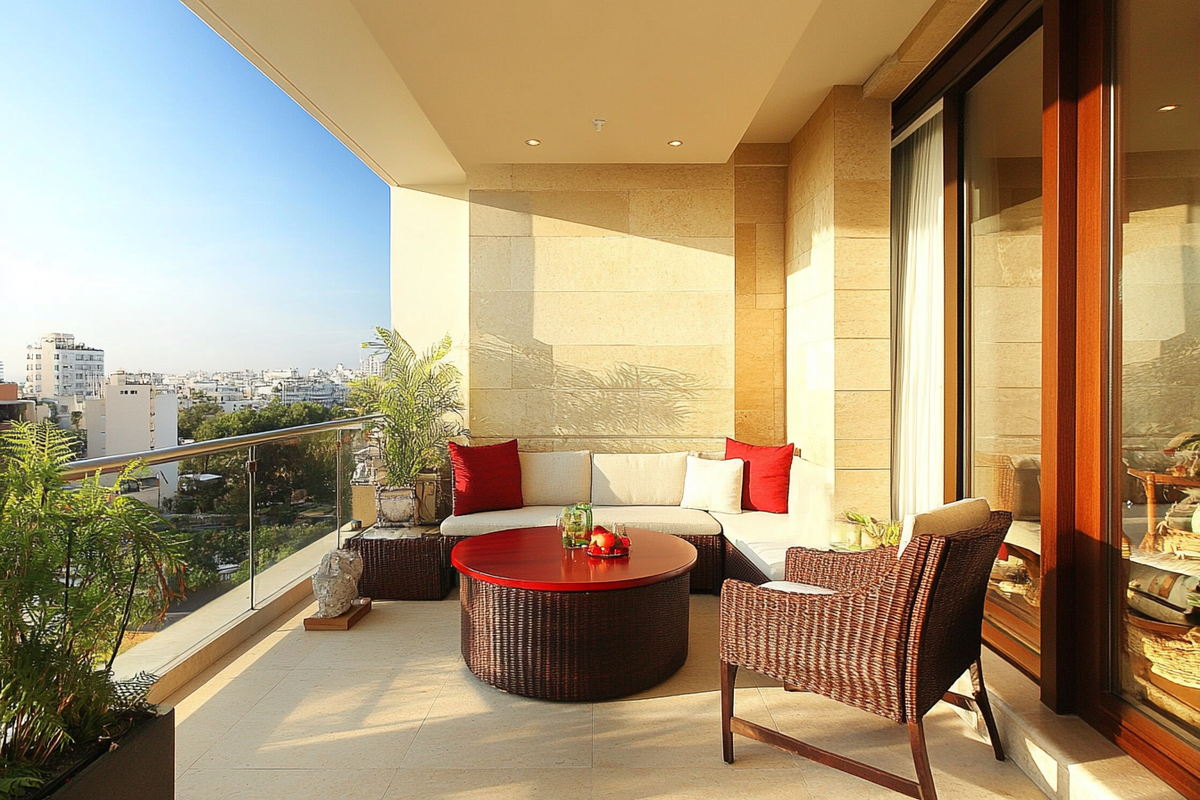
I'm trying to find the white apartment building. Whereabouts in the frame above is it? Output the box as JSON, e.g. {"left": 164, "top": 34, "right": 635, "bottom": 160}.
{"left": 83, "top": 372, "right": 179, "bottom": 500}
{"left": 277, "top": 378, "right": 349, "bottom": 407}
{"left": 24, "top": 333, "right": 105, "bottom": 398}
{"left": 359, "top": 353, "right": 385, "bottom": 378}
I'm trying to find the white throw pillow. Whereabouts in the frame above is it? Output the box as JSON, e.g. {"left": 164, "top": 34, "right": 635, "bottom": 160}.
{"left": 680, "top": 456, "right": 743, "bottom": 515}
{"left": 897, "top": 497, "right": 992, "bottom": 557}
{"left": 519, "top": 451, "right": 591, "bottom": 506}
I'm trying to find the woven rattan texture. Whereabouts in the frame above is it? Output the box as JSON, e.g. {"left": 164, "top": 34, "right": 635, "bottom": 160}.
{"left": 720, "top": 536, "right": 936, "bottom": 723}
{"left": 345, "top": 532, "right": 451, "bottom": 600}
{"left": 784, "top": 544, "right": 900, "bottom": 591}
{"left": 675, "top": 533, "right": 723, "bottom": 592}
{"left": 722, "top": 539, "right": 771, "bottom": 585}
{"left": 719, "top": 511, "right": 1011, "bottom": 725}
{"left": 905, "top": 512, "right": 1010, "bottom": 719}
{"left": 460, "top": 573, "right": 690, "bottom": 701}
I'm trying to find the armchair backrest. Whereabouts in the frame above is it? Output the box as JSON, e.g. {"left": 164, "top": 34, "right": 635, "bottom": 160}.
{"left": 903, "top": 510, "right": 1012, "bottom": 720}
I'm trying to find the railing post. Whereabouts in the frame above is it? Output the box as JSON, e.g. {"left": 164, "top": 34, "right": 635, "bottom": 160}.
{"left": 335, "top": 432, "right": 343, "bottom": 548}
{"left": 246, "top": 445, "right": 257, "bottom": 610}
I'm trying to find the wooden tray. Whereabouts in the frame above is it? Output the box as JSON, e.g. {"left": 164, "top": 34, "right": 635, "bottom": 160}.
{"left": 304, "top": 597, "right": 372, "bottom": 631}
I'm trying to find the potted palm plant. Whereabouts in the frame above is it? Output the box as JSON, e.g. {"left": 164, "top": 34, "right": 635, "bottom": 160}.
{"left": 350, "top": 328, "right": 466, "bottom": 527}
{"left": 0, "top": 421, "right": 186, "bottom": 798}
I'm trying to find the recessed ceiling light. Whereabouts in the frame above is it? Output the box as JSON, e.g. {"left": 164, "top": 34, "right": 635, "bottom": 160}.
{"left": 668, "top": 140, "right": 683, "bottom": 147}
{"left": 525, "top": 139, "right": 541, "bottom": 146}
{"left": 1157, "top": 104, "right": 1179, "bottom": 112}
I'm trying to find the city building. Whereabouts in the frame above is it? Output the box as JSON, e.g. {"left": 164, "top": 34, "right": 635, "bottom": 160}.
{"left": 276, "top": 377, "right": 350, "bottom": 407}
{"left": 0, "top": 382, "right": 37, "bottom": 433}
{"left": 358, "top": 352, "right": 385, "bottom": 378}
{"left": 82, "top": 372, "right": 179, "bottom": 499}
{"left": 24, "top": 332, "right": 105, "bottom": 398}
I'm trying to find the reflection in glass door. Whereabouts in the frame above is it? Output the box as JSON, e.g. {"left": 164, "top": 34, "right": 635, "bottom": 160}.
{"left": 1114, "top": 0, "right": 1200, "bottom": 743}
{"left": 963, "top": 29, "right": 1044, "bottom": 671}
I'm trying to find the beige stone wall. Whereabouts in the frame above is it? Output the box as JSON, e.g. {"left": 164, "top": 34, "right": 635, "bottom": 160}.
{"left": 465, "top": 164, "right": 734, "bottom": 453}
{"left": 733, "top": 144, "right": 789, "bottom": 445}
{"left": 785, "top": 86, "right": 892, "bottom": 517}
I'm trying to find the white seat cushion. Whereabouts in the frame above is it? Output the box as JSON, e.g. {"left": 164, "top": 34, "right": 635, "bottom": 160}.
{"left": 591, "top": 453, "right": 688, "bottom": 506}
{"left": 760, "top": 580, "right": 837, "bottom": 595}
{"left": 519, "top": 450, "right": 591, "bottom": 506}
{"left": 711, "top": 510, "right": 827, "bottom": 581}
{"left": 440, "top": 506, "right": 561, "bottom": 537}
{"left": 591, "top": 505, "right": 722, "bottom": 537}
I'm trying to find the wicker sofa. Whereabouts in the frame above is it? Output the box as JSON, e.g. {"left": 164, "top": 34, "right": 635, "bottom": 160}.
{"left": 440, "top": 450, "right": 835, "bottom": 593}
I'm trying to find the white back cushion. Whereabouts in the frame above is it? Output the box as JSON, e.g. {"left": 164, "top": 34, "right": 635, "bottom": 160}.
{"left": 787, "top": 456, "right": 832, "bottom": 534}
{"left": 591, "top": 452, "right": 688, "bottom": 506}
{"left": 897, "top": 497, "right": 992, "bottom": 557}
{"left": 680, "top": 456, "right": 743, "bottom": 514}
{"left": 519, "top": 451, "right": 591, "bottom": 506}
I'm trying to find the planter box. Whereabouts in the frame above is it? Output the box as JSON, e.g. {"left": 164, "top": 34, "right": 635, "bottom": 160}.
{"left": 49, "top": 708, "right": 175, "bottom": 800}
{"left": 346, "top": 530, "right": 450, "bottom": 600}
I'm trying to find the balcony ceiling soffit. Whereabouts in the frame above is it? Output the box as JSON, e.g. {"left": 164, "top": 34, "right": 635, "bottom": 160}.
{"left": 349, "top": 0, "right": 822, "bottom": 166}
{"left": 744, "top": 0, "right": 939, "bottom": 142}
{"left": 188, "top": 0, "right": 942, "bottom": 183}
{"left": 182, "top": 0, "right": 465, "bottom": 187}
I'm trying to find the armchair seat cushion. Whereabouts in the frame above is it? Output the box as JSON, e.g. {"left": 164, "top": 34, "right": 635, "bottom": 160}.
{"left": 759, "top": 580, "right": 836, "bottom": 595}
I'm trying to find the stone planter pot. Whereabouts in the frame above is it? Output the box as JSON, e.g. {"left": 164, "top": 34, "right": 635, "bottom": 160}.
{"left": 39, "top": 709, "right": 175, "bottom": 800}
{"left": 376, "top": 485, "right": 419, "bottom": 528}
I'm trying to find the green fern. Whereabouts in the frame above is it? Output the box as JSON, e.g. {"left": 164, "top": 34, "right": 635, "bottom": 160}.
{"left": 0, "top": 421, "right": 184, "bottom": 784}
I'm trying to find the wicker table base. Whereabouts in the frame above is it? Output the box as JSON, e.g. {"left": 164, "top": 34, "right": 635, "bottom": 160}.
{"left": 459, "top": 573, "right": 690, "bottom": 701}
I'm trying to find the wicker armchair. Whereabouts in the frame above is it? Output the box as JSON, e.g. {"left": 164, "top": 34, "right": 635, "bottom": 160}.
{"left": 719, "top": 510, "right": 1012, "bottom": 800}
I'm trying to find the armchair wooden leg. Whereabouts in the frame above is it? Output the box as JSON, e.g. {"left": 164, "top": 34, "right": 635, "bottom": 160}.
{"left": 970, "top": 658, "right": 1005, "bottom": 761}
{"left": 908, "top": 719, "right": 938, "bottom": 800}
{"left": 721, "top": 660, "right": 737, "bottom": 764}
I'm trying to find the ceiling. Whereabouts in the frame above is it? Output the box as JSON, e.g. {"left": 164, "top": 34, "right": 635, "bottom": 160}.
{"left": 182, "top": 0, "right": 939, "bottom": 185}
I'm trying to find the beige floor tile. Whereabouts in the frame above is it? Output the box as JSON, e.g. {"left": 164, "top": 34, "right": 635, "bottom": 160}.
{"left": 593, "top": 688, "right": 799, "bottom": 769}
{"left": 172, "top": 667, "right": 292, "bottom": 775}
{"left": 592, "top": 767, "right": 815, "bottom": 800}
{"left": 173, "top": 593, "right": 1042, "bottom": 799}
{"left": 382, "top": 768, "right": 592, "bottom": 799}
{"left": 192, "top": 668, "right": 444, "bottom": 770}
{"left": 401, "top": 674, "right": 595, "bottom": 768}
{"left": 177, "top": 768, "right": 396, "bottom": 800}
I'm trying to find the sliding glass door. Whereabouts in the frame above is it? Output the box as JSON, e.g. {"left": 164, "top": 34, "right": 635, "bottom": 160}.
{"left": 962, "top": 28, "right": 1045, "bottom": 673}
{"left": 1112, "top": 0, "right": 1200, "bottom": 748}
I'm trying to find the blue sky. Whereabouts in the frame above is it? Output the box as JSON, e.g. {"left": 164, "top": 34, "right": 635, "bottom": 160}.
{"left": 0, "top": 1, "right": 391, "bottom": 379}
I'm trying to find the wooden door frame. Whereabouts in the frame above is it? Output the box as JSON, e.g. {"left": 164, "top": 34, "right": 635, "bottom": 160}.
{"left": 895, "top": 0, "right": 1200, "bottom": 794}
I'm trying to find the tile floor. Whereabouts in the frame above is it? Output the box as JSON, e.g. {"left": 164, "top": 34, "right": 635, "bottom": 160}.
{"left": 164, "top": 591, "right": 1046, "bottom": 800}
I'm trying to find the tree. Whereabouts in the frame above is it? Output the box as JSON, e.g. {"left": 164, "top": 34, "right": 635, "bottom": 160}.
{"left": 177, "top": 401, "right": 223, "bottom": 441}
{"left": 181, "top": 400, "right": 354, "bottom": 514}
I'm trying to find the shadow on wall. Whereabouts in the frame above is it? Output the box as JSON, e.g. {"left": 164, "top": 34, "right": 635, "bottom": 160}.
{"left": 471, "top": 334, "right": 711, "bottom": 448}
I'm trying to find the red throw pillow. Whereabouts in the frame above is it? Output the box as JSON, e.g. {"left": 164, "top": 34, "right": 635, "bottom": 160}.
{"left": 448, "top": 440, "right": 524, "bottom": 515}
{"left": 725, "top": 438, "right": 795, "bottom": 513}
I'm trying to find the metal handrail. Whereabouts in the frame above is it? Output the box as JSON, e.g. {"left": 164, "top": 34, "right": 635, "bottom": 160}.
{"left": 60, "top": 413, "right": 383, "bottom": 481}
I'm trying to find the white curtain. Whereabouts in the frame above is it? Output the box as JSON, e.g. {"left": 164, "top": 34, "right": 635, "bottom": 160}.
{"left": 891, "top": 113, "right": 945, "bottom": 518}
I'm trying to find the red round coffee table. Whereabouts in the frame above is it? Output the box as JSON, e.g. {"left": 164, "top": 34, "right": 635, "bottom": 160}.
{"left": 451, "top": 526, "right": 697, "bottom": 701}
